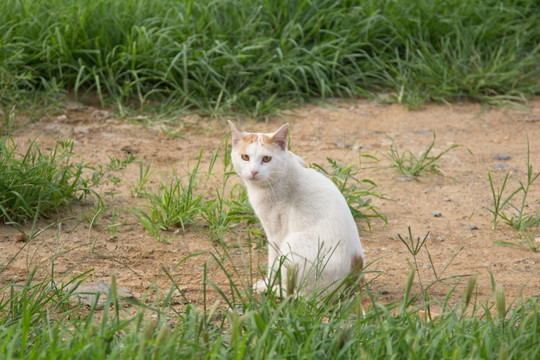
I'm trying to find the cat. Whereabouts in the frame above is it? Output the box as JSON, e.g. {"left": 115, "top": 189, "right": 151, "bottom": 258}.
{"left": 228, "top": 120, "right": 364, "bottom": 296}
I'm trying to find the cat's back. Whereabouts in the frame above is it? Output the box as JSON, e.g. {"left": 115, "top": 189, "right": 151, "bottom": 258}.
{"left": 289, "top": 157, "right": 352, "bottom": 217}
{"left": 288, "top": 155, "right": 363, "bottom": 257}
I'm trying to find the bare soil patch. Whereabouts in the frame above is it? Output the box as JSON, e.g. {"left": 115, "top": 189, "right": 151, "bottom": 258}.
{"left": 2, "top": 98, "right": 540, "bottom": 309}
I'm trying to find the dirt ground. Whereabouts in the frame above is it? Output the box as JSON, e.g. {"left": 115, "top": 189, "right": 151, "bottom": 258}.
{"left": 1, "top": 97, "right": 540, "bottom": 311}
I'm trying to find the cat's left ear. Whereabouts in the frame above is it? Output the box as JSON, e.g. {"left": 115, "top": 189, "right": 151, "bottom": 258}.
{"left": 272, "top": 123, "right": 289, "bottom": 150}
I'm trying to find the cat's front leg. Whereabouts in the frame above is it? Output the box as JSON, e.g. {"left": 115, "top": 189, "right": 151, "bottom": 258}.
{"left": 253, "top": 279, "right": 268, "bottom": 293}
{"left": 252, "top": 241, "right": 279, "bottom": 293}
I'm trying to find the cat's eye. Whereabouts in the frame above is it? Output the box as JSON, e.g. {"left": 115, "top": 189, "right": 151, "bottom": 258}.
{"left": 262, "top": 156, "right": 272, "bottom": 163}
{"left": 241, "top": 154, "right": 250, "bottom": 161}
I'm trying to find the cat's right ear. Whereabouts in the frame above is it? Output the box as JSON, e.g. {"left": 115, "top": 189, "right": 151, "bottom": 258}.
{"left": 272, "top": 123, "right": 289, "bottom": 150}
{"left": 228, "top": 120, "right": 243, "bottom": 146}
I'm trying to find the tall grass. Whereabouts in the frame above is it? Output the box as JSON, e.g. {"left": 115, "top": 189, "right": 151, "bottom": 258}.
{"left": 1, "top": 247, "right": 540, "bottom": 359}
{"left": 1, "top": 0, "right": 539, "bottom": 115}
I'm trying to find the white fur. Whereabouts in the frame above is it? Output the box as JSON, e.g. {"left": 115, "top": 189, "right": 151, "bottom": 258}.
{"left": 228, "top": 121, "right": 364, "bottom": 296}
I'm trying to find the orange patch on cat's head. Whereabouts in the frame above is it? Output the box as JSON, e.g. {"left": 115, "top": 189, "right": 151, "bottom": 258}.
{"left": 241, "top": 133, "right": 272, "bottom": 144}
{"left": 235, "top": 134, "right": 275, "bottom": 153}
{"left": 228, "top": 120, "right": 288, "bottom": 151}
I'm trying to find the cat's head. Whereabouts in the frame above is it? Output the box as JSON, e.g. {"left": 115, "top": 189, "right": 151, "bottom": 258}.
{"left": 228, "top": 120, "right": 289, "bottom": 185}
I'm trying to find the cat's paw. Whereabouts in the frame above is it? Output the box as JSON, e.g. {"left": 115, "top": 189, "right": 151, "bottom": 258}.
{"left": 253, "top": 279, "right": 268, "bottom": 293}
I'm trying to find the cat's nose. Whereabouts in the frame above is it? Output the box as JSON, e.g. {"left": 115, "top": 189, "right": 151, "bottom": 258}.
{"left": 251, "top": 169, "right": 259, "bottom": 177}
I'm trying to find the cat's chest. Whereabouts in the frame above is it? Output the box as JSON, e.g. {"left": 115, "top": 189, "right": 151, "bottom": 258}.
{"left": 250, "top": 195, "right": 291, "bottom": 238}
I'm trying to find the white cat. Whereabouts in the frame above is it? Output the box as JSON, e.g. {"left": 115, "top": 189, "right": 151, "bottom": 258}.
{"left": 228, "top": 121, "right": 364, "bottom": 296}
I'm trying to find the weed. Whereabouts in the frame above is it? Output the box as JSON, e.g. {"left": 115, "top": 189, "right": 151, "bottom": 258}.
{"left": 0, "top": 136, "right": 94, "bottom": 225}
{"left": 106, "top": 153, "right": 135, "bottom": 172}
{"left": 494, "top": 225, "right": 540, "bottom": 252}
{"left": 200, "top": 193, "right": 235, "bottom": 243}
{"left": 382, "top": 133, "right": 470, "bottom": 180}
{"left": 135, "top": 169, "right": 203, "bottom": 235}
{"left": 132, "top": 158, "right": 153, "bottom": 198}
{"left": 397, "top": 226, "right": 469, "bottom": 312}
{"left": 132, "top": 142, "right": 258, "bottom": 243}
{"left": 104, "top": 191, "right": 122, "bottom": 238}
{"left": 0, "top": 106, "right": 15, "bottom": 135}
{"left": 488, "top": 136, "right": 539, "bottom": 233}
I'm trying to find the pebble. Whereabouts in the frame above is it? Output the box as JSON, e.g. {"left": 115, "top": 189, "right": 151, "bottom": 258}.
{"left": 437, "top": 236, "right": 445, "bottom": 242}
{"left": 15, "top": 233, "right": 28, "bottom": 242}
{"left": 493, "top": 155, "right": 511, "bottom": 161}
{"left": 424, "top": 264, "right": 431, "bottom": 270}
{"left": 91, "top": 110, "right": 112, "bottom": 121}
{"left": 495, "top": 163, "right": 507, "bottom": 170}
{"left": 431, "top": 210, "right": 442, "bottom": 217}
{"left": 468, "top": 225, "right": 479, "bottom": 230}
{"left": 65, "top": 281, "right": 135, "bottom": 308}
{"left": 443, "top": 197, "right": 451, "bottom": 202}
{"left": 397, "top": 177, "right": 414, "bottom": 182}
{"left": 63, "top": 100, "right": 84, "bottom": 110}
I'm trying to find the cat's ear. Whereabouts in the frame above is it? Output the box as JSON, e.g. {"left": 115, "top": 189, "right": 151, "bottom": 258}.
{"left": 272, "top": 123, "right": 289, "bottom": 150}
{"left": 228, "top": 120, "right": 244, "bottom": 146}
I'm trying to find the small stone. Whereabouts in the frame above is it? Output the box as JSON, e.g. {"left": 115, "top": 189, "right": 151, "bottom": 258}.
{"left": 443, "top": 197, "right": 451, "bottom": 202}
{"left": 15, "top": 233, "right": 28, "bottom": 242}
{"left": 431, "top": 210, "right": 442, "bottom": 217}
{"left": 66, "top": 281, "right": 135, "bottom": 308}
{"left": 468, "top": 225, "right": 479, "bottom": 231}
{"left": 495, "top": 163, "right": 507, "bottom": 170}
{"left": 63, "top": 101, "right": 83, "bottom": 110}
{"left": 57, "top": 114, "right": 68, "bottom": 121}
{"left": 424, "top": 264, "right": 431, "bottom": 270}
{"left": 493, "top": 155, "right": 511, "bottom": 161}
{"left": 91, "top": 110, "right": 112, "bottom": 121}
{"left": 397, "top": 177, "right": 413, "bottom": 182}
{"left": 437, "top": 236, "right": 445, "bottom": 242}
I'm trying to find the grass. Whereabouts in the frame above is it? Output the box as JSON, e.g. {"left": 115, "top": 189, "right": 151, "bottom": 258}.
{"left": 488, "top": 137, "right": 540, "bottom": 251}
{"left": 382, "top": 133, "right": 471, "bottom": 180}
{"left": 1, "top": 242, "right": 540, "bottom": 359}
{"left": 397, "top": 226, "right": 470, "bottom": 316}
{"left": 0, "top": 136, "right": 94, "bottom": 226}
{"left": 488, "top": 137, "right": 540, "bottom": 232}
{"left": 132, "top": 143, "right": 258, "bottom": 243}
{"left": 1, "top": 0, "right": 539, "bottom": 116}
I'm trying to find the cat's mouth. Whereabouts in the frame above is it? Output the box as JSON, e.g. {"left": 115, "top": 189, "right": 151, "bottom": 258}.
{"left": 246, "top": 173, "right": 264, "bottom": 183}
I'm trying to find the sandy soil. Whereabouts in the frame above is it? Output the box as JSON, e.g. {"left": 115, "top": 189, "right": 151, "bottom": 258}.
{"left": 1, "top": 97, "right": 540, "bottom": 311}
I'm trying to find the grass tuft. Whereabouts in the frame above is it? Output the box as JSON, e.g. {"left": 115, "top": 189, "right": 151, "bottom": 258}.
{"left": 2, "top": 0, "right": 539, "bottom": 115}
{"left": 0, "top": 136, "right": 94, "bottom": 225}
{"left": 382, "top": 133, "right": 471, "bottom": 180}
